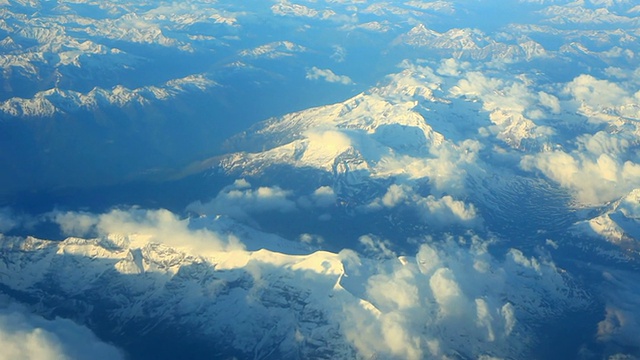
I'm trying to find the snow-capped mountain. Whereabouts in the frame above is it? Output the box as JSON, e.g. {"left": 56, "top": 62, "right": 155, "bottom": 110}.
{"left": 0, "top": 74, "right": 217, "bottom": 117}
{"left": 239, "top": 41, "right": 307, "bottom": 59}
{"left": 398, "top": 24, "right": 546, "bottom": 61}
{"left": 574, "top": 189, "right": 640, "bottom": 252}
{"left": 217, "top": 65, "right": 464, "bottom": 179}
{"left": 207, "top": 57, "right": 640, "bottom": 259}
{"left": 0, "top": 212, "right": 590, "bottom": 359}
{"left": 2, "top": 1, "right": 640, "bottom": 359}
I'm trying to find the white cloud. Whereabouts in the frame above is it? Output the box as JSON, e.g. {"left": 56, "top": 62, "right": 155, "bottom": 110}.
{"left": 339, "top": 235, "right": 587, "bottom": 359}
{"left": 301, "top": 129, "right": 353, "bottom": 166}
{"left": 306, "top": 67, "right": 353, "bottom": 85}
{"left": 375, "top": 138, "right": 482, "bottom": 197}
{"left": 0, "top": 208, "right": 18, "bottom": 233}
{"left": 186, "top": 179, "right": 296, "bottom": 221}
{"left": 55, "top": 211, "right": 99, "bottom": 238}
{"left": 512, "top": 73, "right": 640, "bottom": 205}
{"left": 449, "top": 72, "right": 560, "bottom": 150}
{"left": 311, "top": 186, "right": 337, "bottom": 207}
{"left": 450, "top": 71, "right": 523, "bottom": 111}
{"left": 538, "top": 91, "right": 561, "bottom": 114}
{"left": 595, "top": 270, "right": 640, "bottom": 358}
{"left": 451, "top": 71, "right": 562, "bottom": 117}
{"left": 420, "top": 195, "right": 478, "bottom": 224}
{"left": 299, "top": 233, "right": 324, "bottom": 245}
{"left": 429, "top": 267, "right": 466, "bottom": 317}
{"left": 379, "top": 183, "right": 410, "bottom": 207}
{"left": 359, "top": 234, "right": 396, "bottom": 259}
{"left": 53, "top": 207, "right": 243, "bottom": 255}
{"left": 521, "top": 150, "right": 640, "bottom": 205}
{"left": 0, "top": 298, "right": 124, "bottom": 360}
{"left": 604, "top": 67, "right": 629, "bottom": 80}
{"left": 331, "top": 45, "right": 346, "bottom": 62}
{"left": 563, "top": 74, "right": 640, "bottom": 121}
{"left": 564, "top": 74, "right": 630, "bottom": 108}
{"left": 577, "top": 131, "right": 631, "bottom": 157}
{"left": 297, "top": 186, "right": 335, "bottom": 217}
{"left": 436, "top": 57, "right": 469, "bottom": 77}
{"left": 368, "top": 183, "right": 480, "bottom": 226}
{"left": 1, "top": 217, "right": 590, "bottom": 360}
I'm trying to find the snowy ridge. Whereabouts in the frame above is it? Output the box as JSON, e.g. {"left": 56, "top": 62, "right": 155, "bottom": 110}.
{"left": 399, "top": 24, "right": 548, "bottom": 61}
{"left": 271, "top": 1, "right": 337, "bottom": 20}
{"left": 574, "top": 189, "right": 640, "bottom": 253}
{"left": 2, "top": 1, "right": 640, "bottom": 358}
{"left": 538, "top": 4, "right": 640, "bottom": 25}
{"left": 219, "top": 70, "right": 447, "bottom": 179}
{"left": 239, "top": 41, "right": 307, "bottom": 59}
{"left": 0, "top": 74, "right": 217, "bottom": 116}
{"left": 0, "top": 218, "right": 589, "bottom": 359}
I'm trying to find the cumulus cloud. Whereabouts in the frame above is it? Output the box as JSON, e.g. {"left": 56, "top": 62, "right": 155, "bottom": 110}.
{"left": 595, "top": 270, "right": 640, "bottom": 358}
{"left": 297, "top": 186, "right": 337, "bottom": 218}
{"left": 564, "top": 74, "right": 630, "bottom": 110}
{"left": 53, "top": 207, "right": 243, "bottom": 255}
{"left": 511, "top": 72, "right": 640, "bottom": 205}
{"left": 311, "top": 186, "right": 337, "bottom": 207}
{"left": 299, "top": 233, "right": 324, "bottom": 245}
{"left": 449, "top": 71, "right": 565, "bottom": 148}
{"left": 450, "top": 71, "right": 564, "bottom": 118}
{"left": 376, "top": 138, "right": 482, "bottom": 197}
{"left": 0, "top": 298, "right": 124, "bottom": 360}
{"left": 306, "top": 67, "right": 353, "bottom": 85}
{"left": 0, "top": 207, "right": 18, "bottom": 233}
{"left": 359, "top": 234, "right": 396, "bottom": 259}
{"left": 577, "top": 131, "right": 632, "bottom": 157}
{"left": 563, "top": 74, "right": 640, "bottom": 119}
{"left": 450, "top": 72, "right": 520, "bottom": 111}
{"left": 1, "top": 217, "right": 589, "bottom": 360}
{"left": 538, "top": 91, "right": 561, "bottom": 114}
{"left": 436, "top": 57, "right": 470, "bottom": 77}
{"left": 367, "top": 183, "right": 480, "bottom": 226}
{"left": 186, "top": 179, "right": 296, "bottom": 221}
{"left": 331, "top": 45, "right": 346, "bottom": 62}
{"left": 299, "top": 129, "right": 354, "bottom": 166}
{"left": 421, "top": 195, "right": 479, "bottom": 225}
{"left": 521, "top": 150, "right": 640, "bottom": 205}
{"left": 339, "top": 235, "right": 586, "bottom": 359}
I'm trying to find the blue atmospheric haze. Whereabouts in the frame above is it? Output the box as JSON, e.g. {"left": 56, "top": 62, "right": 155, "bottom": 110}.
{"left": 0, "top": 1, "right": 639, "bottom": 359}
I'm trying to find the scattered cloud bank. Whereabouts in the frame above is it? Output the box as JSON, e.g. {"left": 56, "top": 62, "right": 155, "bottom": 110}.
{"left": 304, "top": 129, "right": 353, "bottom": 159}
{"left": 0, "top": 225, "right": 589, "bottom": 360}
{"left": 186, "top": 179, "right": 296, "bottom": 221}
{"left": 298, "top": 186, "right": 338, "bottom": 209}
{"left": 443, "top": 65, "right": 640, "bottom": 206}
{"left": 375, "top": 139, "right": 483, "bottom": 197}
{"left": 451, "top": 71, "right": 533, "bottom": 113}
{"left": 0, "top": 208, "right": 17, "bottom": 233}
{"left": 271, "top": 1, "right": 337, "bottom": 20}
{"left": 521, "top": 150, "right": 640, "bottom": 205}
{"left": 0, "top": 298, "right": 124, "bottom": 360}
{"left": 339, "top": 235, "right": 587, "bottom": 359}
{"left": 596, "top": 270, "right": 640, "bottom": 358}
{"left": 367, "top": 183, "right": 481, "bottom": 227}
{"left": 449, "top": 71, "right": 557, "bottom": 148}
{"left": 53, "top": 207, "right": 244, "bottom": 254}
{"left": 306, "top": 67, "right": 353, "bottom": 85}
{"left": 436, "top": 58, "right": 470, "bottom": 77}
{"left": 564, "top": 74, "right": 640, "bottom": 123}
{"left": 358, "top": 234, "right": 397, "bottom": 259}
